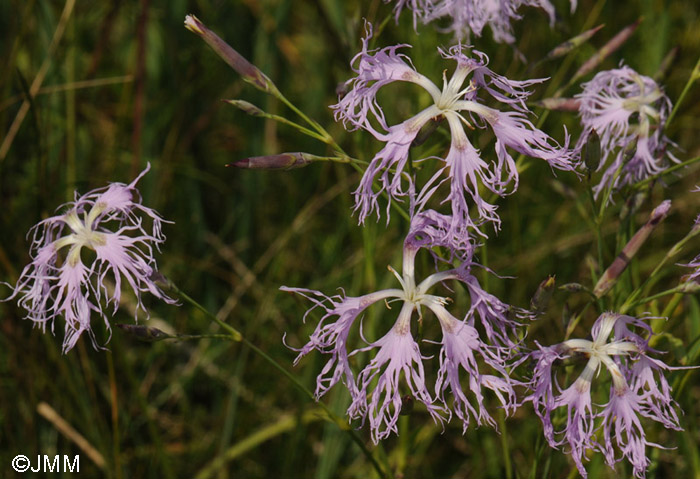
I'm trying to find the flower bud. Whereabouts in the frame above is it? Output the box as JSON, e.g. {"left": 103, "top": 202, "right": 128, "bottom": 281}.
{"left": 582, "top": 129, "right": 601, "bottom": 172}
{"left": 542, "top": 24, "right": 604, "bottom": 62}
{"left": 184, "top": 15, "right": 276, "bottom": 93}
{"left": 117, "top": 323, "right": 170, "bottom": 342}
{"left": 559, "top": 283, "right": 589, "bottom": 293}
{"left": 534, "top": 97, "right": 581, "bottom": 112}
{"left": 399, "top": 394, "right": 414, "bottom": 416}
{"left": 227, "top": 152, "right": 314, "bottom": 170}
{"left": 571, "top": 18, "right": 641, "bottom": 84}
{"left": 594, "top": 200, "right": 671, "bottom": 297}
{"left": 531, "top": 275, "right": 556, "bottom": 315}
{"left": 224, "top": 99, "right": 264, "bottom": 117}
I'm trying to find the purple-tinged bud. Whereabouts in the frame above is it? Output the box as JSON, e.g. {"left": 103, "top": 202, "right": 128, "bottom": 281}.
{"left": 571, "top": 18, "right": 641, "bottom": 84}
{"left": 399, "top": 394, "right": 414, "bottom": 416}
{"left": 411, "top": 116, "right": 443, "bottom": 147}
{"left": 184, "top": 15, "right": 276, "bottom": 93}
{"left": 117, "top": 323, "right": 170, "bottom": 342}
{"left": 542, "top": 24, "right": 605, "bottom": 62}
{"left": 559, "top": 283, "right": 590, "bottom": 294}
{"left": 531, "top": 275, "right": 556, "bottom": 315}
{"left": 227, "top": 152, "right": 314, "bottom": 170}
{"left": 534, "top": 97, "right": 581, "bottom": 111}
{"left": 594, "top": 200, "right": 671, "bottom": 297}
{"left": 224, "top": 99, "right": 264, "bottom": 117}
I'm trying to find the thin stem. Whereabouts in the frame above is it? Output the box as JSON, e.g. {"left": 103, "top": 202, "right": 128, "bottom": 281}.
{"left": 0, "top": 0, "right": 76, "bottom": 162}
{"left": 396, "top": 415, "right": 409, "bottom": 477}
{"left": 258, "top": 111, "right": 335, "bottom": 143}
{"left": 633, "top": 155, "right": 700, "bottom": 189}
{"left": 621, "top": 287, "right": 682, "bottom": 313}
{"left": 619, "top": 227, "right": 700, "bottom": 313}
{"left": 170, "top": 333, "right": 237, "bottom": 340}
{"left": 513, "top": 0, "right": 606, "bottom": 172}
{"left": 498, "top": 409, "right": 512, "bottom": 479}
{"left": 174, "top": 285, "right": 390, "bottom": 479}
{"left": 661, "top": 292, "right": 684, "bottom": 319}
{"left": 105, "top": 352, "right": 122, "bottom": 479}
{"left": 0, "top": 75, "right": 133, "bottom": 111}
{"left": 271, "top": 87, "right": 410, "bottom": 223}
{"left": 586, "top": 185, "right": 605, "bottom": 281}
{"left": 177, "top": 289, "right": 242, "bottom": 341}
{"left": 275, "top": 90, "right": 335, "bottom": 144}
{"left": 666, "top": 55, "right": 700, "bottom": 128}
{"left": 648, "top": 292, "right": 684, "bottom": 348}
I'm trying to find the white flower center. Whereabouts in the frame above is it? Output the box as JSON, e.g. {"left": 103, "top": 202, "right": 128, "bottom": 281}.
{"left": 53, "top": 203, "right": 109, "bottom": 266}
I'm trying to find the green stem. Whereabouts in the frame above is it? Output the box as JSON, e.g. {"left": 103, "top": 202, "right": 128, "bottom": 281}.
{"left": 666, "top": 55, "right": 700, "bottom": 128}
{"left": 272, "top": 86, "right": 410, "bottom": 223}
{"left": 396, "top": 415, "right": 409, "bottom": 477}
{"left": 661, "top": 292, "right": 684, "bottom": 318}
{"left": 170, "top": 333, "right": 237, "bottom": 340}
{"left": 621, "top": 287, "right": 682, "bottom": 313}
{"left": 528, "top": 433, "right": 544, "bottom": 479}
{"left": 174, "top": 285, "right": 390, "bottom": 479}
{"left": 586, "top": 185, "right": 605, "bottom": 281}
{"left": 619, "top": 227, "right": 700, "bottom": 313}
{"left": 259, "top": 111, "right": 335, "bottom": 143}
{"left": 274, "top": 90, "right": 334, "bottom": 144}
{"left": 633, "top": 155, "right": 700, "bottom": 189}
{"left": 498, "top": 409, "right": 512, "bottom": 479}
{"left": 647, "top": 292, "right": 685, "bottom": 348}
{"left": 105, "top": 353, "right": 122, "bottom": 479}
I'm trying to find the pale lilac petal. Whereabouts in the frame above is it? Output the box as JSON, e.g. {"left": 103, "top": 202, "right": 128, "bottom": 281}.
{"left": 577, "top": 66, "right": 675, "bottom": 197}
{"left": 528, "top": 313, "right": 687, "bottom": 478}
{"left": 431, "top": 303, "right": 518, "bottom": 432}
{"left": 5, "top": 164, "right": 174, "bottom": 352}
{"left": 396, "top": 0, "right": 575, "bottom": 43}
{"left": 600, "top": 388, "right": 654, "bottom": 479}
{"left": 354, "top": 116, "right": 433, "bottom": 224}
{"left": 279, "top": 286, "right": 399, "bottom": 401}
{"left": 335, "top": 35, "right": 576, "bottom": 229}
{"left": 352, "top": 303, "right": 446, "bottom": 443}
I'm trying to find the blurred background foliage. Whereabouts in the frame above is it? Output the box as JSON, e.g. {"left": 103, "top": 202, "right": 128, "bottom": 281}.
{"left": 1, "top": 0, "right": 700, "bottom": 477}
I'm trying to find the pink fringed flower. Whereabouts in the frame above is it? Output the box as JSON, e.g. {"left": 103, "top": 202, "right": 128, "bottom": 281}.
{"left": 528, "top": 312, "right": 684, "bottom": 478}
{"left": 333, "top": 25, "right": 575, "bottom": 234}
{"left": 577, "top": 66, "right": 676, "bottom": 198}
{"left": 282, "top": 210, "right": 525, "bottom": 442}
{"left": 4, "top": 164, "right": 176, "bottom": 353}
{"left": 390, "top": 0, "right": 577, "bottom": 43}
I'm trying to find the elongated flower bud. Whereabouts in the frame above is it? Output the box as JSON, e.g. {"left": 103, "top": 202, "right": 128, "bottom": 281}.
{"left": 224, "top": 99, "right": 264, "bottom": 117}
{"left": 227, "top": 152, "right": 314, "bottom": 170}
{"left": 531, "top": 275, "right": 556, "bottom": 315}
{"left": 542, "top": 24, "right": 604, "bottom": 62}
{"left": 571, "top": 18, "right": 641, "bottom": 84}
{"left": 184, "top": 15, "right": 276, "bottom": 93}
{"left": 594, "top": 200, "right": 671, "bottom": 297}
{"left": 582, "top": 129, "right": 601, "bottom": 172}
{"left": 117, "top": 324, "right": 170, "bottom": 342}
{"left": 534, "top": 97, "right": 581, "bottom": 112}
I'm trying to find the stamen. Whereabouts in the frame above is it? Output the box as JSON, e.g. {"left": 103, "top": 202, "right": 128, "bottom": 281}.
{"left": 387, "top": 264, "right": 407, "bottom": 291}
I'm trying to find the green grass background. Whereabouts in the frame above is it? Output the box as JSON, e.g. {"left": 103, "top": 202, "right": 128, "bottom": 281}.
{"left": 1, "top": 0, "right": 700, "bottom": 477}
